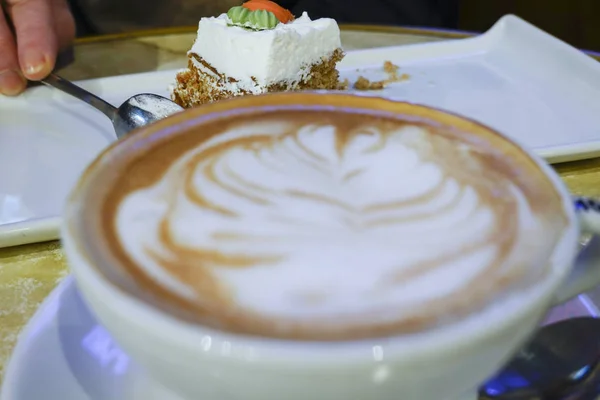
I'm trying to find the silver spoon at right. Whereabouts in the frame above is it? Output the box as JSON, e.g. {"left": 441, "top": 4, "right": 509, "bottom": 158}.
{"left": 479, "top": 316, "right": 600, "bottom": 399}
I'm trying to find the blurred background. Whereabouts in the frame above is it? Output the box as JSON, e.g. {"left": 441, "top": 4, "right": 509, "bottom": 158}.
{"left": 459, "top": 0, "right": 600, "bottom": 51}
{"left": 69, "top": 0, "right": 600, "bottom": 52}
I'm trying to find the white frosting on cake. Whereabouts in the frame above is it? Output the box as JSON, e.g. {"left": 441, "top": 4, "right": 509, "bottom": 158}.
{"left": 188, "top": 12, "right": 341, "bottom": 94}
{"left": 115, "top": 120, "right": 557, "bottom": 329}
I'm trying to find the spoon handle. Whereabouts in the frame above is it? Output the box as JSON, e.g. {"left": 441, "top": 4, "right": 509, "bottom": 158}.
{"left": 41, "top": 73, "right": 116, "bottom": 119}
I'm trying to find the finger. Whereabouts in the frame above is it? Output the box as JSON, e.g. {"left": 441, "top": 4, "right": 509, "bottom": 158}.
{"left": 51, "top": 0, "right": 74, "bottom": 51}
{"left": 0, "top": 10, "right": 26, "bottom": 95}
{"left": 8, "top": 0, "right": 58, "bottom": 80}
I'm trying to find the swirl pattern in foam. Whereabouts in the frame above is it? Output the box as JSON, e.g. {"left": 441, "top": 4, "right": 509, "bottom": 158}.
{"left": 112, "top": 112, "right": 566, "bottom": 340}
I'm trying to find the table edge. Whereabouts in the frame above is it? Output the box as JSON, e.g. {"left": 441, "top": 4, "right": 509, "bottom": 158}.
{"left": 73, "top": 24, "right": 600, "bottom": 60}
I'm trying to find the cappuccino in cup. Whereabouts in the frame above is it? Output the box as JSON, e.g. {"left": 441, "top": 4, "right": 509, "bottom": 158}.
{"left": 64, "top": 93, "right": 579, "bottom": 400}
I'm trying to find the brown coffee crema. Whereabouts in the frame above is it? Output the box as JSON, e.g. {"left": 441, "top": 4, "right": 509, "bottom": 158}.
{"left": 92, "top": 106, "right": 568, "bottom": 341}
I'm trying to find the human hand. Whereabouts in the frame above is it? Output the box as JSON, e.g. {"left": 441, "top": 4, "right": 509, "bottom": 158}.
{"left": 0, "top": 0, "right": 75, "bottom": 96}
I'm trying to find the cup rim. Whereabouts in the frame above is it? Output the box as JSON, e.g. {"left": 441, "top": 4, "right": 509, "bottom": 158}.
{"left": 62, "top": 91, "right": 581, "bottom": 361}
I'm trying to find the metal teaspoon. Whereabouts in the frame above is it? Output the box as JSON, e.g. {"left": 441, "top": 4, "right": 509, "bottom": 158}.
{"left": 479, "top": 317, "right": 600, "bottom": 399}
{"left": 40, "top": 73, "right": 183, "bottom": 138}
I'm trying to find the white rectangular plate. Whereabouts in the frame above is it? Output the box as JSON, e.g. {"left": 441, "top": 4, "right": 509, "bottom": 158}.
{"left": 1, "top": 14, "right": 600, "bottom": 248}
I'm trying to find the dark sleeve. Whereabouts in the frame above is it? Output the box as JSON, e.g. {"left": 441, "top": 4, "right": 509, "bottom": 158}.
{"left": 67, "top": 0, "right": 96, "bottom": 36}
{"left": 278, "top": 0, "right": 459, "bottom": 29}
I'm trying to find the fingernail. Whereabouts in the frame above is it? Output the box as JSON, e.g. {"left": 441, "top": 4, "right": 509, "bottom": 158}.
{"left": 23, "top": 54, "right": 48, "bottom": 77}
{"left": 0, "top": 70, "right": 26, "bottom": 96}
{"left": 24, "top": 62, "right": 45, "bottom": 76}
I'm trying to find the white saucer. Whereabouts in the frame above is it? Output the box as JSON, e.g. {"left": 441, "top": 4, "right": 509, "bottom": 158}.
{"left": 0, "top": 276, "right": 183, "bottom": 400}
{"left": 3, "top": 15, "right": 600, "bottom": 249}
{"left": 2, "top": 273, "right": 599, "bottom": 400}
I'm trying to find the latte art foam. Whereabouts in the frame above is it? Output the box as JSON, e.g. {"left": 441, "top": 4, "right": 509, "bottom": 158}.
{"left": 111, "top": 112, "right": 567, "bottom": 340}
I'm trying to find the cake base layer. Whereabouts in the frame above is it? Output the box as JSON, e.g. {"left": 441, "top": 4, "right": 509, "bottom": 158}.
{"left": 171, "top": 49, "right": 345, "bottom": 108}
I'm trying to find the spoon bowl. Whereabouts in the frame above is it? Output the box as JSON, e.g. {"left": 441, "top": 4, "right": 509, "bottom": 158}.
{"left": 113, "top": 93, "right": 185, "bottom": 137}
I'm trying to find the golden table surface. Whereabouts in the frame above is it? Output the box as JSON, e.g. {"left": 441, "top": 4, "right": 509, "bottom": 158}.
{"left": 2, "top": 25, "right": 600, "bottom": 387}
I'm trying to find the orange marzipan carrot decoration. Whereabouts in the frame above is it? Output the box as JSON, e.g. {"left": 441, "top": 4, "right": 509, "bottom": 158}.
{"left": 242, "top": 0, "right": 294, "bottom": 24}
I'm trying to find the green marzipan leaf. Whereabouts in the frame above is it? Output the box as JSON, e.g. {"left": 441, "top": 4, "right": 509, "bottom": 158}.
{"left": 226, "top": 6, "right": 279, "bottom": 30}
{"left": 248, "top": 9, "right": 279, "bottom": 30}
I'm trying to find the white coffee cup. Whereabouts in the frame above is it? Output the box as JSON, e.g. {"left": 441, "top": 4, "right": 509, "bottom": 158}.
{"left": 62, "top": 93, "right": 600, "bottom": 400}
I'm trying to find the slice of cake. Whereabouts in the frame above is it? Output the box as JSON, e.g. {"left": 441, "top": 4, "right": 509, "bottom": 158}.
{"left": 171, "top": 0, "right": 345, "bottom": 108}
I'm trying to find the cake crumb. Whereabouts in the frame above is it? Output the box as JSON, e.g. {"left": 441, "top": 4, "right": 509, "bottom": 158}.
{"left": 383, "top": 61, "right": 399, "bottom": 74}
{"left": 354, "top": 76, "right": 385, "bottom": 90}
{"left": 353, "top": 60, "right": 410, "bottom": 91}
{"left": 338, "top": 78, "right": 350, "bottom": 90}
{"left": 384, "top": 61, "right": 410, "bottom": 82}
